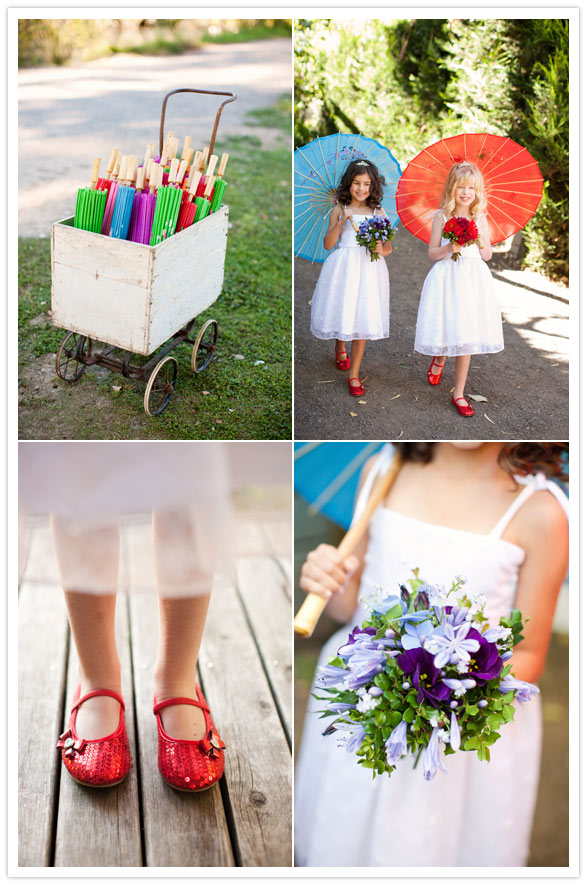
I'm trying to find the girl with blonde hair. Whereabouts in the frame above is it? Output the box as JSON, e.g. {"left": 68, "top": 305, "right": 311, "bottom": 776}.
{"left": 414, "top": 162, "right": 503, "bottom": 417}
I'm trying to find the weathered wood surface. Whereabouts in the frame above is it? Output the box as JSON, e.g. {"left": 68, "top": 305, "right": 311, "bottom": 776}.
{"left": 18, "top": 583, "right": 69, "bottom": 867}
{"left": 50, "top": 207, "right": 227, "bottom": 356}
{"left": 18, "top": 513, "right": 292, "bottom": 868}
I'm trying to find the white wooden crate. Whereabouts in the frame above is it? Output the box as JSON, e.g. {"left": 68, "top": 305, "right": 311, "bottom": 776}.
{"left": 51, "top": 206, "right": 228, "bottom": 356}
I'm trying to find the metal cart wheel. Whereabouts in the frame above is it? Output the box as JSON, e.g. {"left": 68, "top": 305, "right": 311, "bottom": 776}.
{"left": 191, "top": 319, "right": 218, "bottom": 373}
{"left": 144, "top": 356, "right": 179, "bottom": 416}
{"left": 56, "top": 332, "right": 92, "bottom": 382}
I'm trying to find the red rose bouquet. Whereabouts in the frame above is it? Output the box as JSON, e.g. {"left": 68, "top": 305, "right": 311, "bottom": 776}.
{"left": 443, "top": 217, "right": 480, "bottom": 261}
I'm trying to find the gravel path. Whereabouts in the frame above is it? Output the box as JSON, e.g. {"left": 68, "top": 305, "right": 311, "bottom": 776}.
{"left": 18, "top": 39, "right": 291, "bottom": 236}
{"left": 294, "top": 224, "right": 568, "bottom": 440}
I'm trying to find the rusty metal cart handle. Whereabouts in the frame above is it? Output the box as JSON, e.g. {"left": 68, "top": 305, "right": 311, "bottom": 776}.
{"left": 159, "top": 88, "right": 237, "bottom": 161}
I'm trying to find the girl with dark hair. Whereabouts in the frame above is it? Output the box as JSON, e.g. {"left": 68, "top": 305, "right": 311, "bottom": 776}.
{"left": 310, "top": 159, "right": 393, "bottom": 397}
{"left": 295, "top": 441, "right": 568, "bottom": 867}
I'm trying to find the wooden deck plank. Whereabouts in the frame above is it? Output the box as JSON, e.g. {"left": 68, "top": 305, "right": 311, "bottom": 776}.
{"left": 18, "top": 583, "right": 69, "bottom": 867}
{"left": 53, "top": 591, "right": 143, "bottom": 867}
{"left": 236, "top": 557, "right": 292, "bottom": 739}
{"left": 199, "top": 580, "right": 292, "bottom": 867}
{"left": 126, "top": 525, "right": 234, "bottom": 868}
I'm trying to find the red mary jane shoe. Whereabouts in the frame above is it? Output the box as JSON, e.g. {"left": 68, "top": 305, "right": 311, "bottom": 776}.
{"left": 348, "top": 377, "right": 365, "bottom": 396}
{"left": 56, "top": 687, "right": 131, "bottom": 787}
{"left": 427, "top": 358, "right": 445, "bottom": 385}
{"left": 153, "top": 684, "right": 226, "bottom": 792}
{"left": 452, "top": 395, "right": 475, "bottom": 417}
{"left": 335, "top": 345, "right": 351, "bottom": 371}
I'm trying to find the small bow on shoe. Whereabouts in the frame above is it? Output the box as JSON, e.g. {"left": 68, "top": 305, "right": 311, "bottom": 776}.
{"left": 56, "top": 729, "right": 86, "bottom": 758}
{"left": 201, "top": 729, "right": 226, "bottom": 759}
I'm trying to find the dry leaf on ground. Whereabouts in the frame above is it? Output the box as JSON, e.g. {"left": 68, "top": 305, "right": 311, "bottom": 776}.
{"left": 484, "top": 414, "right": 495, "bottom": 424}
{"left": 349, "top": 411, "right": 358, "bottom": 417}
{"left": 468, "top": 394, "right": 488, "bottom": 402}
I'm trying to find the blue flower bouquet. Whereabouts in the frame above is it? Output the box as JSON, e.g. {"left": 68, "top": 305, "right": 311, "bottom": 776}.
{"left": 355, "top": 216, "right": 394, "bottom": 261}
{"left": 314, "top": 574, "right": 539, "bottom": 780}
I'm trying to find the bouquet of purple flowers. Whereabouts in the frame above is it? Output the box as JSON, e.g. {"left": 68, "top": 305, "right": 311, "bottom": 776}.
{"left": 355, "top": 215, "right": 394, "bottom": 261}
{"left": 315, "top": 574, "right": 538, "bottom": 780}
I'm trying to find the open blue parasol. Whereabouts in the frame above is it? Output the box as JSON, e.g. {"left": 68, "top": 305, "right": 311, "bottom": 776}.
{"left": 294, "top": 441, "right": 386, "bottom": 529}
{"left": 294, "top": 133, "right": 402, "bottom": 263}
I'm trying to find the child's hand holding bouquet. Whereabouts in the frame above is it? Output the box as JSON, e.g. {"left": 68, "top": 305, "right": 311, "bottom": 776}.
{"left": 314, "top": 574, "right": 538, "bottom": 781}
{"left": 442, "top": 217, "right": 480, "bottom": 261}
{"left": 355, "top": 216, "right": 394, "bottom": 262}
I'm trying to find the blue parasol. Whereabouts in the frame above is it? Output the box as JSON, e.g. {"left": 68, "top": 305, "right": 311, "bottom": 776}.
{"left": 294, "top": 133, "right": 402, "bottom": 263}
{"left": 294, "top": 441, "right": 386, "bottom": 529}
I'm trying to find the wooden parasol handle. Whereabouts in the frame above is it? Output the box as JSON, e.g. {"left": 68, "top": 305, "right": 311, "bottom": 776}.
{"left": 91, "top": 158, "right": 101, "bottom": 189}
{"left": 294, "top": 452, "right": 403, "bottom": 638}
{"left": 217, "top": 153, "right": 229, "bottom": 178}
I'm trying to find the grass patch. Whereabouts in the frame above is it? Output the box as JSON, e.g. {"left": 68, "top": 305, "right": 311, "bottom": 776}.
{"left": 246, "top": 95, "right": 292, "bottom": 133}
{"left": 110, "top": 38, "right": 198, "bottom": 56}
{"left": 18, "top": 104, "right": 292, "bottom": 441}
{"left": 202, "top": 21, "right": 292, "bottom": 44}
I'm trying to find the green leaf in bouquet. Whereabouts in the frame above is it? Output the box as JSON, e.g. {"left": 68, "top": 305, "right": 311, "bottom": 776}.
{"left": 464, "top": 736, "right": 480, "bottom": 751}
{"left": 360, "top": 760, "right": 375, "bottom": 769}
{"left": 384, "top": 603, "right": 403, "bottom": 623}
{"left": 406, "top": 691, "right": 419, "bottom": 709}
{"left": 487, "top": 713, "right": 504, "bottom": 731}
{"left": 444, "top": 746, "right": 456, "bottom": 756}
{"left": 328, "top": 656, "right": 347, "bottom": 669}
{"left": 374, "top": 710, "right": 387, "bottom": 728}
{"left": 510, "top": 609, "right": 523, "bottom": 623}
{"left": 502, "top": 704, "right": 515, "bottom": 723}
{"left": 381, "top": 726, "right": 392, "bottom": 741}
{"left": 389, "top": 710, "right": 403, "bottom": 728}
{"left": 501, "top": 690, "right": 515, "bottom": 704}
{"left": 466, "top": 704, "right": 479, "bottom": 717}
{"left": 403, "top": 707, "right": 415, "bottom": 723}
{"left": 484, "top": 731, "right": 501, "bottom": 745}
{"left": 374, "top": 673, "right": 390, "bottom": 690}
{"left": 477, "top": 745, "right": 491, "bottom": 763}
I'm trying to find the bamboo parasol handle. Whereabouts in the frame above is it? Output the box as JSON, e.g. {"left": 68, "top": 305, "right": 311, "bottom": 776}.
{"left": 205, "top": 154, "right": 218, "bottom": 179}
{"left": 91, "top": 158, "right": 101, "bottom": 189}
{"left": 204, "top": 175, "right": 216, "bottom": 199}
{"left": 105, "top": 148, "right": 118, "bottom": 178}
{"left": 217, "top": 153, "right": 229, "bottom": 178}
{"left": 294, "top": 452, "right": 403, "bottom": 638}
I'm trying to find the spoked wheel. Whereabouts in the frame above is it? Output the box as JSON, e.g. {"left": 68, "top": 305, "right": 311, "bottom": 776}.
{"left": 191, "top": 319, "right": 218, "bottom": 373}
{"left": 143, "top": 356, "right": 179, "bottom": 416}
{"left": 56, "top": 332, "right": 92, "bottom": 382}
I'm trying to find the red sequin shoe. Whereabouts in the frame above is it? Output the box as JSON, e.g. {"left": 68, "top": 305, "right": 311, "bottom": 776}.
{"left": 153, "top": 684, "right": 226, "bottom": 792}
{"left": 56, "top": 687, "right": 131, "bottom": 787}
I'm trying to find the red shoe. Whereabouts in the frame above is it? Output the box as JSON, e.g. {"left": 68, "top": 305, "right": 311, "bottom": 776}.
{"left": 335, "top": 344, "right": 351, "bottom": 371}
{"left": 153, "top": 684, "right": 226, "bottom": 792}
{"left": 427, "top": 358, "right": 445, "bottom": 385}
{"left": 452, "top": 396, "right": 475, "bottom": 417}
{"left": 348, "top": 377, "right": 365, "bottom": 396}
{"left": 56, "top": 687, "right": 131, "bottom": 787}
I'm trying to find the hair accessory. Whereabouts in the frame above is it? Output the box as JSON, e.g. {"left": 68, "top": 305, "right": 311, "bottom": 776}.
{"left": 355, "top": 160, "right": 370, "bottom": 167}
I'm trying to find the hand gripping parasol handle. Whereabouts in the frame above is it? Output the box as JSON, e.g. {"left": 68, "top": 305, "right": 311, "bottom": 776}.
{"left": 293, "top": 452, "right": 403, "bottom": 638}
{"left": 159, "top": 88, "right": 237, "bottom": 165}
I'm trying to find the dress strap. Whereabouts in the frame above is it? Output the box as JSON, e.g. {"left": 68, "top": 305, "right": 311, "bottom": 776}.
{"left": 489, "top": 473, "right": 569, "bottom": 538}
{"left": 350, "top": 443, "right": 395, "bottom": 527}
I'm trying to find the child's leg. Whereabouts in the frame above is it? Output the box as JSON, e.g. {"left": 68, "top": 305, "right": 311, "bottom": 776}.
{"left": 51, "top": 517, "right": 122, "bottom": 739}
{"left": 453, "top": 354, "right": 471, "bottom": 400}
{"left": 349, "top": 339, "right": 366, "bottom": 386}
{"left": 152, "top": 508, "right": 213, "bottom": 741}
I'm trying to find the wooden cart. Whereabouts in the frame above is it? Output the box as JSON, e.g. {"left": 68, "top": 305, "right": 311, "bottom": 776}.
{"left": 51, "top": 88, "right": 236, "bottom": 416}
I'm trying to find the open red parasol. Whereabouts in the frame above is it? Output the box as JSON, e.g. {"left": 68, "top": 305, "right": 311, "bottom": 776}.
{"left": 396, "top": 133, "right": 543, "bottom": 246}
